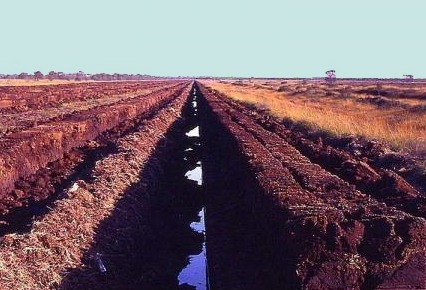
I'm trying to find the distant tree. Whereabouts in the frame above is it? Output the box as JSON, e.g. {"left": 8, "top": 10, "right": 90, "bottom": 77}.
{"left": 325, "top": 70, "right": 336, "bottom": 84}
{"left": 57, "top": 72, "right": 68, "bottom": 80}
{"left": 18, "top": 72, "right": 29, "bottom": 79}
{"left": 75, "top": 71, "right": 85, "bottom": 81}
{"left": 403, "top": 74, "right": 414, "bottom": 82}
{"left": 34, "top": 71, "right": 44, "bottom": 81}
{"left": 375, "top": 81, "right": 383, "bottom": 96}
{"left": 47, "top": 71, "right": 57, "bottom": 81}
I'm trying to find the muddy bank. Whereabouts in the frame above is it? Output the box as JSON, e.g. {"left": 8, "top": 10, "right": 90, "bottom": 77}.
{"left": 0, "top": 82, "right": 189, "bottom": 197}
{"left": 0, "top": 85, "right": 194, "bottom": 289}
{"left": 0, "top": 81, "right": 172, "bottom": 114}
{"left": 216, "top": 91, "right": 426, "bottom": 219}
{"left": 0, "top": 83, "right": 189, "bottom": 220}
{"left": 199, "top": 83, "right": 297, "bottom": 289}
{"left": 197, "top": 82, "right": 426, "bottom": 290}
{"left": 0, "top": 82, "right": 181, "bottom": 139}
{"left": 60, "top": 90, "right": 206, "bottom": 290}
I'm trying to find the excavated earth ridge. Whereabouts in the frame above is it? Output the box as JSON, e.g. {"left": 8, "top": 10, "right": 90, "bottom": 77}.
{"left": 217, "top": 86, "right": 426, "bottom": 218}
{"left": 197, "top": 82, "right": 426, "bottom": 290}
{"left": 0, "top": 81, "right": 181, "bottom": 138}
{"left": 0, "top": 82, "right": 188, "bottom": 197}
{"left": 0, "top": 82, "right": 192, "bottom": 290}
{"left": 0, "top": 81, "right": 425, "bottom": 290}
{"left": 0, "top": 81, "right": 172, "bottom": 113}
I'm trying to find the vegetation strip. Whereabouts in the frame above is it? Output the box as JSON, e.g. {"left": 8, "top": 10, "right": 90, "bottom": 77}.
{"left": 205, "top": 80, "right": 426, "bottom": 154}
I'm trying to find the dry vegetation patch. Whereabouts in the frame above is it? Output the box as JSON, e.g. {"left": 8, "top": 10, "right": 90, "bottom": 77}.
{"left": 204, "top": 81, "right": 426, "bottom": 157}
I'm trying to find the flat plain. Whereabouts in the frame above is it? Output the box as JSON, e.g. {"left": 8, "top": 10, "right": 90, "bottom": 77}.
{"left": 0, "top": 79, "right": 425, "bottom": 289}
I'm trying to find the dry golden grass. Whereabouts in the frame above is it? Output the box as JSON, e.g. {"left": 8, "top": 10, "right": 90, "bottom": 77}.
{"left": 203, "top": 80, "right": 426, "bottom": 155}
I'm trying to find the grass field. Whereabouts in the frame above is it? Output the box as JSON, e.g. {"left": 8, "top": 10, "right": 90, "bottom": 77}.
{"left": 203, "top": 80, "right": 426, "bottom": 156}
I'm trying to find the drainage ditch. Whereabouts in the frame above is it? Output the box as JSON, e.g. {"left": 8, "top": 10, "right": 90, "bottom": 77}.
{"left": 178, "top": 87, "right": 209, "bottom": 290}
{"left": 61, "top": 85, "right": 210, "bottom": 290}
{"left": 4, "top": 83, "right": 291, "bottom": 289}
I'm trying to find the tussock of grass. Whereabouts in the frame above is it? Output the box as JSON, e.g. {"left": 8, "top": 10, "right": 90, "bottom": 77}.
{"left": 205, "top": 81, "right": 426, "bottom": 155}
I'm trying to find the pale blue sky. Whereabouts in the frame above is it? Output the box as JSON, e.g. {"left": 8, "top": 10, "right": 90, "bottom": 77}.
{"left": 0, "top": 0, "right": 424, "bottom": 78}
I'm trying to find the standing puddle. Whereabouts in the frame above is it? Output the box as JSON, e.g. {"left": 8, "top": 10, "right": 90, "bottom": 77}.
{"left": 185, "top": 161, "right": 202, "bottom": 185}
{"left": 186, "top": 126, "right": 200, "bottom": 138}
{"left": 178, "top": 205, "right": 207, "bottom": 290}
{"left": 178, "top": 89, "right": 209, "bottom": 290}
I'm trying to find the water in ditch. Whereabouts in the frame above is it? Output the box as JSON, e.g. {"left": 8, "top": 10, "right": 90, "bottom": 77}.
{"left": 178, "top": 88, "right": 208, "bottom": 290}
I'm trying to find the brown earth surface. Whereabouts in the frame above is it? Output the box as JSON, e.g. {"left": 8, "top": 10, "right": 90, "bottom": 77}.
{"left": 0, "top": 81, "right": 171, "bottom": 113}
{"left": 0, "top": 81, "right": 179, "bottom": 138}
{"left": 0, "top": 81, "right": 193, "bottom": 289}
{"left": 0, "top": 81, "right": 424, "bottom": 290}
{"left": 198, "top": 82, "right": 426, "bottom": 289}
{"left": 0, "top": 81, "right": 188, "bottom": 206}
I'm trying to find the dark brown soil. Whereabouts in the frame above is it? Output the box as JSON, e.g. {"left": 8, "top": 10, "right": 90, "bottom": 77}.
{"left": 1, "top": 81, "right": 425, "bottom": 290}
{"left": 216, "top": 89, "right": 426, "bottom": 214}
{"left": 197, "top": 82, "right": 426, "bottom": 290}
{"left": 0, "top": 81, "right": 174, "bottom": 114}
{"left": 60, "top": 90, "right": 204, "bottom": 290}
{"left": 0, "top": 82, "right": 195, "bottom": 290}
{"left": 0, "top": 82, "right": 189, "bottom": 201}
